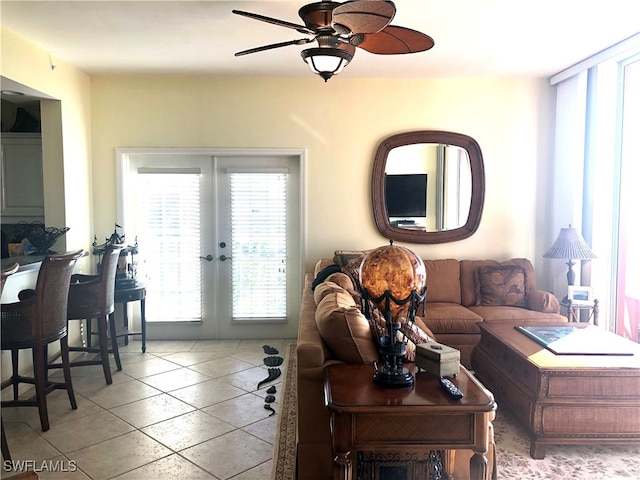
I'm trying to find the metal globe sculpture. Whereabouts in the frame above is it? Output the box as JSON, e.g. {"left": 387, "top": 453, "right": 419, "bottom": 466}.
{"left": 360, "top": 241, "right": 427, "bottom": 388}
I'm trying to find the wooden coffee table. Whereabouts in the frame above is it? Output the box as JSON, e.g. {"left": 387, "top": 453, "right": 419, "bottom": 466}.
{"left": 324, "top": 363, "right": 496, "bottom": 480}
{"left": 472, "top": 323, "right": 640, "bottom": 459}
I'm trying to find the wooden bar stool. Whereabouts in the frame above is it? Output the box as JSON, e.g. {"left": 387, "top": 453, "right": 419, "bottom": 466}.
{"left": 1, "top": 251, "right": 84, "bottom": 432}
{"left": 1, "top": 262, "right": 19, "bottom": 461}
{"left": 50, "top": 244, "right": 123, "bottom": 384}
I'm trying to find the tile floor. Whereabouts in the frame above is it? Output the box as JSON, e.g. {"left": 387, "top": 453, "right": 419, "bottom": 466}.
{"left": 1, "top": 338, "right": 295, "bottom": 480}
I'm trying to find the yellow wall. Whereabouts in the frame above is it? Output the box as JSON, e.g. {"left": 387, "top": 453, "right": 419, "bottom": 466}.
{"left": 1, "top": 26, "right": 94, "bottom": 261}
{"left": 1, "top": 25, "right": 558, "bottom": 281}
{"left": 1, "top": 27, "right": 94, "bottom": 380}
{"left": 90, "top": 76, "right": 556, "bottom": 277}
{"left": 1, "top": 26, "right": 559, "bottom": 357}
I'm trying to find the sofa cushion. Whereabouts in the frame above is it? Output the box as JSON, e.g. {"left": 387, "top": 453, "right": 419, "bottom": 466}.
{"left": 311, "top": 263, "right": 342, "bottom": 290}
{"left": 314, "top": 258, "right": 337, "bottom": 277}
{"left": 325, "top": 272, "right": 356, "bottom": 291}
{"left": 468, "top": 305, "right": 565, "bottom": 323}
{"left": 313, "top": 281, "right": 349, "bottom": 305}
{"left": 420, "top": 303, "right": 484, "bottom": 335}
{"left": 315, "top": 285, "right": 379, "bottom": 364}
{"left": 475, "top": 264, "right": 527, "bottom": 308}
{"left": 528, "top": 288, "right": 561, "bottom": 313}
{"left": 424, "top": 259, "right": 461, "bottom": 304}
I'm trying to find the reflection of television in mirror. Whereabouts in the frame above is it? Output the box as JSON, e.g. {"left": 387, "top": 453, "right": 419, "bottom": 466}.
{"left": 385, "top": 173, "right": 427, "bottom": 217}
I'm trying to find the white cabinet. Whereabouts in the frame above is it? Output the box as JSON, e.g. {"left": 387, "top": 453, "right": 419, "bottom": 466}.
{"left": 1, "top": 133, "right": 44, "bottom": 220}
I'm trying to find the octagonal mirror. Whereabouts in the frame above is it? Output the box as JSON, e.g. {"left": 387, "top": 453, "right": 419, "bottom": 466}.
{"left": 372, "top": 130, "right": 485, "bottom": 244}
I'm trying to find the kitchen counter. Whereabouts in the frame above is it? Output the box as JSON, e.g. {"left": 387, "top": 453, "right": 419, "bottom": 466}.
{"left": 1, "top": 254, "right": 46, "bottom": 272}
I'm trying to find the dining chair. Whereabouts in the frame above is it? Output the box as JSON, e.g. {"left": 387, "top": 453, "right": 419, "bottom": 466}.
{"left": 1, "top": 262, "right": 20, "bottom": 461}
{"left": 49, "top": 244, "right": 123, "bottom": 384}
{"left": 1, "top": 250, "right": 84, "bottom": 432}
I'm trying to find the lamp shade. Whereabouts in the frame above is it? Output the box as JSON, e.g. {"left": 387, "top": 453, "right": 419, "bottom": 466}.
{"left": 301, "top": 47, "right": 353, "bottom": 82}
{"left": 543, "top": 225, "right": 596, "bottom": 260}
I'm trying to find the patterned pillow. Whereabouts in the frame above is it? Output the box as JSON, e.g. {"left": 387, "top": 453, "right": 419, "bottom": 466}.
{"left": 475, "top": 265, "right": 527, "bottom": 307}
{"left": 342, "top": 254, "right": 366, "bottom": 292}
{"left": 333, "top": 249, "right": 373, "bottom": 267}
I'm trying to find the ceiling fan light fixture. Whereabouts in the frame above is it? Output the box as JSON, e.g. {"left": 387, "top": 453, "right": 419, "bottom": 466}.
{"left": 301, "top": 47, "right": 353, "bottom": 82}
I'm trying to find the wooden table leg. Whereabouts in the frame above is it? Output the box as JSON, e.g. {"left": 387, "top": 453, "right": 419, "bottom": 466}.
{"left": 140, "top": 297, "right": 146, "bottom": 353}
{"left": 332, "top": 414, "right": 352, "bottom": 480}
{"left": 469, "top": 451, "right": 488, "bottom": 480}
{"left": 530, "top": 441, "right": 547, "bottom": 459}
{"left": 333, "top": 451, "right": 351, "bottom": 480}
{"left": 444, "top": 450, "right": 456, "bottom": 479}
{"left": 122, "top": 301, "right": 129, "bottom": 346}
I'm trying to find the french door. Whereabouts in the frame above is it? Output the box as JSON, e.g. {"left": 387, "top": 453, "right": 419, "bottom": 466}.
{"left": 117, "top": 148, "right": 303, "bottom": 340}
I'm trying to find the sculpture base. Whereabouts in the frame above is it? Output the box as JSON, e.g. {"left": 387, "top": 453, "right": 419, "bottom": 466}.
{"left": 373, "top": 366, "right": 414, "bottom": 388}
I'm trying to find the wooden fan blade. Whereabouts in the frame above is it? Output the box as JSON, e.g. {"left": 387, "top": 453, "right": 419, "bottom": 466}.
{"left": 332, "top": 0, "right": 395, "bottom": 34}
{"left": 358, "top": 25, "right": 434, "bottom": 54}
{"left": 232, "top": 10, "right": 315, "bottom": 35}
{"left": 235, "top": 38, "right": 312, "bottom": 57}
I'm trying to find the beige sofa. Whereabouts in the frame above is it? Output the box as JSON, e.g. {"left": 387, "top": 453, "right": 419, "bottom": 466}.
{"left": 296, "top": 253, "right": 565, "bottom": 479}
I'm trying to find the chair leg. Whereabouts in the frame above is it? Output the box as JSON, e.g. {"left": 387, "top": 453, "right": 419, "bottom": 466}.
{"left": 10, "top": 349, "right": 19, "bottom": 400}
{"left": 1, "top": 417, "right": 11, "bottom": 461}
{"left": 60, "top": 336, "right": 77, "bottom": 410}
{"left": 32, "top": 345, "right": 50, "bottom": 432}
{"left": 86, "top": 318, "right": 93, "bottom": 348}
{"left": 108, "top": 312, "right": 122, "bottom": 371}
{"left": 96, "top": 315, "right": 113, "bottom": 385}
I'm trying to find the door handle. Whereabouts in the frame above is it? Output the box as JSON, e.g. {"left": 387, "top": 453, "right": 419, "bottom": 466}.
{"left": 199, "top": 255, "right": 214, "bottom": 261}
{"left": 219, "top": 254, "right": 232, "bottom": 262}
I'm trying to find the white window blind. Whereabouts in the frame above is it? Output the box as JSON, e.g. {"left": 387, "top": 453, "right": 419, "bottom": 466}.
{"left": 137, "top": 170, "right": 202, "bottom": 322}
{"left": 229, "top": 171, "right": 287, "bottom": 320}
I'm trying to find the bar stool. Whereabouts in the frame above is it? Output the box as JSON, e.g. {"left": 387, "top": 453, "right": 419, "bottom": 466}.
{"left": 50, "top": 244, "right": 123, "bottom": 384}
{"left": 1, "top": 262, "right": 19, "bottom": 461}
{"left": 1, "top": 250, "right": 84, "bottom": 432}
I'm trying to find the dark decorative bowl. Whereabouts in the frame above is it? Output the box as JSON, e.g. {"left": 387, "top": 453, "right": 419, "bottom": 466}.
{"left": 26, "top": 226, "right": 70, "bottom": 254}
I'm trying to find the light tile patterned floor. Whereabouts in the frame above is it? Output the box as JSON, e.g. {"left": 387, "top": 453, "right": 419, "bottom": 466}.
{"left": 1, "top": 338, "right": 295, "bottom": 480}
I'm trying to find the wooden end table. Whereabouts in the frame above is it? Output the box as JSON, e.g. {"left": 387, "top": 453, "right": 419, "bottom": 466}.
{"left": 114, "top": 284, "right": 147, "bottom": 353}
{"left": 90, "top": 284, "right": 147, "bottom": 354}
{"left": 324, "top": 363, "right": 496, "bottom": 480}
{"left": 472, "top": 323, "right": 640, "bottom": 459}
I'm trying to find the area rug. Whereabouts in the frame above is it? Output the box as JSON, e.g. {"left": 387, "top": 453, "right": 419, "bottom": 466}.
{"left": 272, "top": 346, "right": 640, "bottom": 479}
{"left": 271, "top": 344, "right": 298, "bottom": 480}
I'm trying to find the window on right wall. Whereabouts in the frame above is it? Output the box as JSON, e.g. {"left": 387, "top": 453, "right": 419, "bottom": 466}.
{"left": 549, "top": 35, "right": 640, "bottom": 342}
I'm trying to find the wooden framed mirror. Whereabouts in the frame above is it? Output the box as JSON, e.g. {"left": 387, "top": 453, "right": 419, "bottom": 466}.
{"left": 372, "top": 130, "right": 485, "bottom": 244}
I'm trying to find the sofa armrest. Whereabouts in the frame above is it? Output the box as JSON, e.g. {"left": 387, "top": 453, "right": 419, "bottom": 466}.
{"left": 528, "top": 289, "right": 560, "bottom": 314}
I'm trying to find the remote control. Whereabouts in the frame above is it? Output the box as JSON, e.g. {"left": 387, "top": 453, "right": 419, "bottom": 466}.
{"left": 439, "top": 377, "right": 464, "bottom": 400}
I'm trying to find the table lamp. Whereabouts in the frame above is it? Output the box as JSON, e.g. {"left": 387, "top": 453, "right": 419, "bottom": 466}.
{"left": 543, "top": 224, "right": 596, "bottom": 298}
{"left": 359, "top": 241, "right": 427, "bottom": 388}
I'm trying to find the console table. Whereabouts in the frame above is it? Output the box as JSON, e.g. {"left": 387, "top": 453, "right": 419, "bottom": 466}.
{"left": 324, "top": 363, "right": 496, "bottom": 480}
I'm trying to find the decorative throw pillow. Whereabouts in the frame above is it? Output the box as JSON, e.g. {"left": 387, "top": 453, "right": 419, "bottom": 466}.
{"left": 342, "top": 254, "right": 366, "bottom": 292}
{"left": 333, "top": 249, "right": 372, "bottom": 268}
{"left": 475, "top": 265, "right": 528, "bottom": 307}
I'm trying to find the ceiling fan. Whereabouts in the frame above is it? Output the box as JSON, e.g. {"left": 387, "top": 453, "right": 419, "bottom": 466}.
{"left": 232, "top": 0, "right": 434, "bottom": 82}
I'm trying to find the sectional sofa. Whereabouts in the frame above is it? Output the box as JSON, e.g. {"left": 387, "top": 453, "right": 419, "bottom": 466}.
{"left": 296, "top": 251, "right": 566, "bottom": 479}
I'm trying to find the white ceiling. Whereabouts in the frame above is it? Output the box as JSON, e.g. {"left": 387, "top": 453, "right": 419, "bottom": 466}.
{"left": 1, "top": 0, "right": 639, "bottom": 80}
